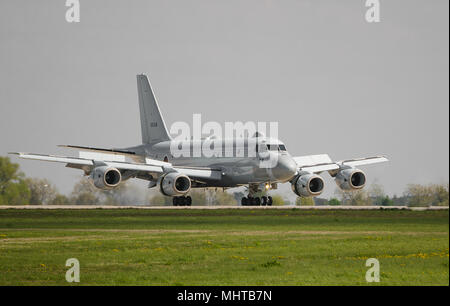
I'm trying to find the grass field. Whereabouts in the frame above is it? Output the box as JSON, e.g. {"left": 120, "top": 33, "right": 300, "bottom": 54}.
{"left": 0, "top": 209, "right": 448, "bottom": 285}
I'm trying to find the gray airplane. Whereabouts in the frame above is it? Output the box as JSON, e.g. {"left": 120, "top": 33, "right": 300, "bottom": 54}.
{"left": 11, "top": 75, "right": 388, "bottom": 206}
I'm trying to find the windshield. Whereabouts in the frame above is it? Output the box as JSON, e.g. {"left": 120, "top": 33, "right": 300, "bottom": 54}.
{"left": 266, "top": 144, "right": 287, "bottom": 151}
{"left": 257, "top": 144, "right": 287, "bottom": 152}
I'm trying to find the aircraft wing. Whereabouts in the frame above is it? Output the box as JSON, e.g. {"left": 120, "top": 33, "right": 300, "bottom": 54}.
{"left": 293, "top": 154, "right": 388, "bottom": 173}
{"left": 337, "top": 156, "right": 389, "bottom": 167}
{"left": 58, "top": 145, "right": 146, "bottom": 163}
{"left": 58, "top": 145, "right": 137, "bottom": 156}
{"left": 9, "top": 152, "right": 222, "bottom": 181}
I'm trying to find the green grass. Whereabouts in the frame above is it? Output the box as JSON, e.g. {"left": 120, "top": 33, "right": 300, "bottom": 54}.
{"left": 0, "top": 209, "right": 448, "bottom": 285}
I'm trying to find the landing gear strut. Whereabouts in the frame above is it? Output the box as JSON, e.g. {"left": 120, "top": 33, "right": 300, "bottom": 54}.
{"left": 173, "top": 196, "right": 192, "bottom": 206}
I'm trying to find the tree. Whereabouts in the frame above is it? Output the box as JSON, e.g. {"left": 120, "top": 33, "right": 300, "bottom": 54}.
{"left": 405, "top": 184, "right": 449, "bottom": 207}
{"left": 314, "top": 197, "right": 329, "bottom": 206}
{"left": 391, "top": 194, "right": 408, "bottom": 206}
{"left": 431, "top": 184, "right": 449, "bottom": 206}
{"left": 49, "top": 194, "right": 71, "bottom": 205}
{"left": 190, "top": 189, "right": 207, "bottom": 205}
{"left": 148, "top": 193, "right": 172, "bottom": 206}
{"left": 405, "top": 184, "right": 431, "bottom": 207}
{"left": 203, "top": 189, "right": 237, "bottom": 205}
{"left": 0, "top": 157, "right": 30, "bottom": 205}
{"left": 70, "top": 178, "right": 100, "bottom": 205}
{"left": 295, "top": 197, "right": 314, "bottom": 206}
{"left": 328, "top": 198, "right": 341, "bottom": 206}
{"left": 271, "top": 194, "right": 286, "bottom": 206}
{"left": 335, "top": 188, "right": 371, "bottom": 206}
{"left": 380, "top": 196, "right": 394, "bottom": 206}
{"left": 369, "top": 182, "right": 386, "bottom": 206}
{"left": 25, "top": 178, "right": 58, "bottom": 205}
{"left": 214, "top": 190, "right": 237, "bottom": 205}
{"left": 101, "top": 182, "right": 142, "bottom": 205}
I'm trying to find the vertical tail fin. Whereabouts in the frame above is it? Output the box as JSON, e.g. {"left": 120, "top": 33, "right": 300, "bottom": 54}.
{"left": 136, "top": 74, "right": 171, "bottom": 144}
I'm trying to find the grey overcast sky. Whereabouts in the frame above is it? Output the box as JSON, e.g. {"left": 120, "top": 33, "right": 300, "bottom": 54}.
{"left": 0, "top": 0, "right": 448, "bottom": 199}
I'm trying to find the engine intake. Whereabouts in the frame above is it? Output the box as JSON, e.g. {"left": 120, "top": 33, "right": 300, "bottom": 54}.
{"left": 292, "top": 173, "right": 324, "bottom": 197}
{"left": 159, "top": 172, "right": 191, "bottom": 196}
{"left": 89, "top": 166, "right": 122, "bottom": 190}
{"left": 335, "top": 168, "right": 366, "bottom": 190}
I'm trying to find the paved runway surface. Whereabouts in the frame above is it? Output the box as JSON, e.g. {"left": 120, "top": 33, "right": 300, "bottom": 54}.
{"left": 0, "top": 205, "right": 447, "bottom": 210}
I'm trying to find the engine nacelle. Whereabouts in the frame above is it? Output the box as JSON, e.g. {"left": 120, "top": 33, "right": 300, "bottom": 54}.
{"left": 335, "top": 168, "right": 366, "bottom": 190}
{"left": 89, "top": 166, "right": 122, "bottom": 190}
{"left": 291, "top": 173, "right": 324, "bottom": 197}
{"left": 158, "top": 172, "right": 191, "bottom": 196}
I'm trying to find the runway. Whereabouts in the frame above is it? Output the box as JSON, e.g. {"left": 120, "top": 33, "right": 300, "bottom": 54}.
{"left": 0, "top": 205, "right": 447, "bottom": 211}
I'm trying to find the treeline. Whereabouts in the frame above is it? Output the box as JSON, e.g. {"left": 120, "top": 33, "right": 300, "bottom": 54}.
{"left": 0, "top": 156, "right": 143, "bottom": 205}
{"left": 283, "top": 183, "right": 448, "bottom": 207}
{"left": 0, "top": 156, "right": 448, "bottom": 206}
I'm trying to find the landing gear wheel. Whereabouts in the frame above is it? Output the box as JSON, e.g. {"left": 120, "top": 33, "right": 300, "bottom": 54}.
{"left": 248, "top": 196, "right": 254, "bottom": 206}
{"left": 173, "top": 196, "right": 190, "bottom": 206}
{"left": 267, "top": 196, "right": 273, "bottom": 206}
{"left": 241, "top": 197, "right": 248, "bottom": 206}
{"left": 262, "top": 196, "right": 268, "bottom": 206}
{"left": 254, "top": 197, "right": 261, "bottom": 206}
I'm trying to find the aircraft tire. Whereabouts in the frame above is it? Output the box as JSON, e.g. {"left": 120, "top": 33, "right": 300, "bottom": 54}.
{"left": 262, "top": 196, "right": 268, "bottom": 206}
{"left": 248, "top": 197, "right": 255, "bottom": 206}
{"left": 255, "top": 197, "right": 261, "bottom": 206}
{"left": 267, "top": 196, "right": 273, "bottom": 206}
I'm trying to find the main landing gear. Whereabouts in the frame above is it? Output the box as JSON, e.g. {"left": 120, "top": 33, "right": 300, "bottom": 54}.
{"left": 173, "top": 196, "right": 192, "bottom": 206}
{"left": 241, "top": 183, "right": 274, "bottom": 206}
{"left": 241, "top": 196, "right": 273, "bottom": 206}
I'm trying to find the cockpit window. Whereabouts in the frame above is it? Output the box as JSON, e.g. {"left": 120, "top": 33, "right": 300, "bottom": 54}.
{"left": 265, "top": 144, "right": 287, "bottom": 151}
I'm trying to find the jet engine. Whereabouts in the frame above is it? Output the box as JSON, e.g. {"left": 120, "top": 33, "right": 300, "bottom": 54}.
{"left": 89, "top": 166, "right": 122, "bottom": 190}
{"left": 291, "top": 173, "right": 324, "bottom": 197}
{"left": 335, "top": 168, "right": 366, "bottom": 190}
{"left": 158, "top": 172, "right": 191, "bottom": 196}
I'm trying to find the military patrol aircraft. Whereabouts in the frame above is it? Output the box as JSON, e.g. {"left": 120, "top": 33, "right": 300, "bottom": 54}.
{"left": 10, "top": 75, "right": 388, "bottom": 206}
